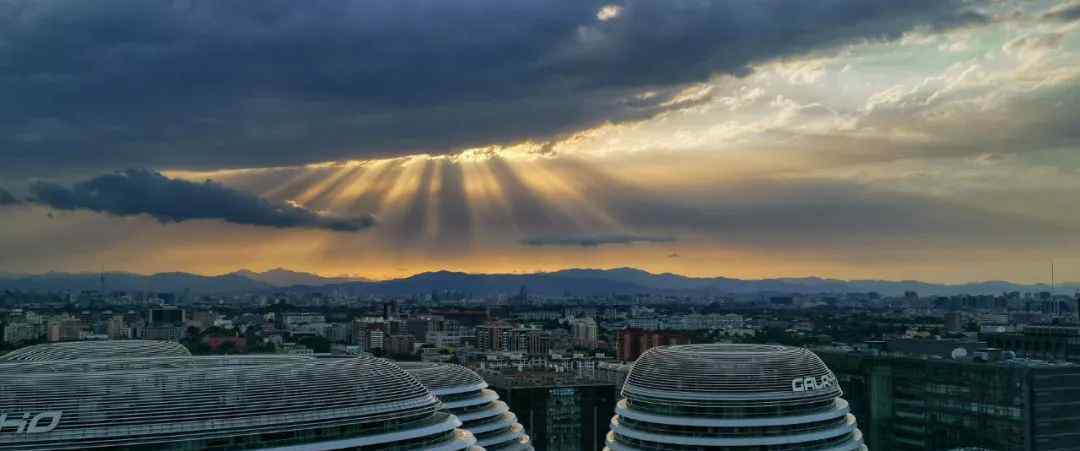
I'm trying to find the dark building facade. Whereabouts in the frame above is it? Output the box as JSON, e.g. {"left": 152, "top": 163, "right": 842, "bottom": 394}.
{"left": 984, "top": 326, "right": 1080, "bottom": 362}
{"left": 819, "top": 349, "right": 1080, "bottom": 451}
{"left": 149, "top": 306, "right": 184, "bottom": 325}
{"left": 486, "top": 371, "right": 616, "bottom": 451}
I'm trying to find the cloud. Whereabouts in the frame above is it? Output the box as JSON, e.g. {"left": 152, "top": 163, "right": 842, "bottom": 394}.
{"left": 1042, "top": 1, "right": 1080, "bottom": 22}
{"left": 27, "top": 169, "right": 374, "bottom": 232}
{"left": 596, "top": 5, "right": 622, "bottom": 22}
{"left": 0, "top": 188, "right": 17, "bottom": 205}
{"left": 1002, "top": 33, "right": 1066, "bottom": 61}
{"left": 0, "top": 0, "right": 987, "bottom": 175}
{"left": 521, "top": 234, "right": 675, "bottom": 247}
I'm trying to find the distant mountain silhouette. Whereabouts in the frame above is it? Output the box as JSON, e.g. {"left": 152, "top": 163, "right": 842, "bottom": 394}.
{"left": 0, "top": 267, "right": 1072, "bottom": 297}
{"left": 228, "top": 268, "right": 368, "bottom": 287}
{"left": 284, "top": 268, "right": 1073, "bottom": 298}
{"left": 0, "top": 271, "right": 271, "bottom": 294}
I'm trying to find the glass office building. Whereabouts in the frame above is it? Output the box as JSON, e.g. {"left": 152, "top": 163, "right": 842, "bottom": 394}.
{"left": 819, "top": 349, "right": 1080, "bottom": 451}
{"left": 605, "top": 344, "right": 866, "bottom": 451}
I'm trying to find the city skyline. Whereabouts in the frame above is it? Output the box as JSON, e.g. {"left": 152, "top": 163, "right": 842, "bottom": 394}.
{"left": 2, "top": 1, "right": 1080, "bottom": 283}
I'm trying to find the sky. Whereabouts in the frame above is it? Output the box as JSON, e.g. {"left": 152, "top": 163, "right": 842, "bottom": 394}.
{"left": 2, "top": 0, "right": 1080, "bottom": 283}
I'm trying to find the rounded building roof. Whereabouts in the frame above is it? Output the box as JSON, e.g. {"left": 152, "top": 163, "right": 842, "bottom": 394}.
{"left": 607, "top": 344, "right": 865, "bottom": 451}
{"left": 0, "top": 340, "right": 191, "bottom": 361}
{"left": 625, "top": 344, "right": 839, "bottom": 401}
{"left": 397, "top": 362, "right": 533, "bottom": 451}
{"left": 0, "top": 355, "right": 452, "bottom": 450}
{"left": 398, "top": 362, "right": 488, "bottom": 394}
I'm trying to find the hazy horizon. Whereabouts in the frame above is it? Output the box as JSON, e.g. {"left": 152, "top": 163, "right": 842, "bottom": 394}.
{"left": 4, "top": 264, "right": 1076, "bottom": 287}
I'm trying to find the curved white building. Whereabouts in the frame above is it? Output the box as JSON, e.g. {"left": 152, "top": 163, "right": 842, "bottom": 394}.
{"left": 605, "top": 344, "right": 866, "bottom": 451}
{"left": 399, "top": 362, "right": 532, "bottom": 451}
{"left": 0, "top": 355, "right": 478, "bottom": 450}
{"left": 0, "top": 339, "right": 191, "bottom": 361}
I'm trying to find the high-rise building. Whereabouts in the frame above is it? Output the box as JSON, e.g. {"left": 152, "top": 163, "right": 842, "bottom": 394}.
{"left": 383, "top": 301, "right": 400, "bottom": 320}
{"left": 477, "top": 322, "right": 515, "bottom": 352}
{"left": 510, "top": 328, "right": 549, "bottom": 355}
{"left": 485, "top": 369, "right": 616, "bottom": 451}
{"left": 146, "top": 305, "right": 186, "bottom": 341}
{"left": 350, "top": 321, "right": 388, "bottom": 352}
{"left": 606, "top": 343, "right": 866, "bottom": 451}
{"left": 385, "top": 334, "right": 416, "bottom": 356}
{"left": 369, "top": 329, "right": 386, "bottom": 351}
{"left": 0, "top": 352, "right": 477, "bottom": 450}
{"left": 572, "top": 318, "right": 599, "bottom": 349}
{"left": 407, "top": 315, "right": 447, "bottom": 342}
{"left": 149, "top": 305, "right": 185, "bottom": 325}
{"left": 615, "top": 328, "right": 690, "bottom": 362}
{"left": 401, "top": 362, "right": 533, "bottom": 450}
{"left": 105, "top": 316, "right": 129, "bottom": 339}
{"left": 1, "top": 322, "right": 43, "bottom": 346}
{"left": 945, "top": 311, "right": 964, "bottom": 332}
{"left": 819, "top": 347, "right": 1080, "bottom": 451}
{"left": 46, "top": 318, "right": 84, "bottom": 342}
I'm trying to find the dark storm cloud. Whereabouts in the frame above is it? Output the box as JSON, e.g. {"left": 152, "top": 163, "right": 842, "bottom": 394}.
{"left": 0, "top": 188, "right": 17, "bottom": 205}
{"left": 27, "top": 169, "right": 374, "bottom": 231}
{"left": 0, "top": 0, "right": 988, "bottom": 175}
{"left": 521, "top": 234, "right": 675, "bottom": 247}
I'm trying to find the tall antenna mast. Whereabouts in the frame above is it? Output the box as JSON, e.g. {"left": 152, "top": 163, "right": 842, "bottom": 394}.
{"left": 1051, "top": 260, "right": 1055, "bottom": 292}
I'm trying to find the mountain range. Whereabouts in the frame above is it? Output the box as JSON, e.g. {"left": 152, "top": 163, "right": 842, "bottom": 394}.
{"left": 228, "top": 268, "right": 368, "bottom": 287}
{"left": 0, "top": 267, "right": 1073, "bottom": 297}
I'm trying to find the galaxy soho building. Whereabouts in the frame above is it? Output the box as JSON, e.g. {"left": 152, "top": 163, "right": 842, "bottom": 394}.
{"left": 0, "top": 340, "right": 192, "bottom": 361}
{"left": 0, "top": 342, "right": 477, "bottom": 450}
{"left": 605, "top": 344, "right": 867, "bottom": 451}
{"left": 399, "top": 362, "right": 532, "bottom": 450}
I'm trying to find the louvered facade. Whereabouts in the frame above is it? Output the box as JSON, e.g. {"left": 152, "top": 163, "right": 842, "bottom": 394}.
{"left": 605, "top": 344, "right": 866, "bottom": 451}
